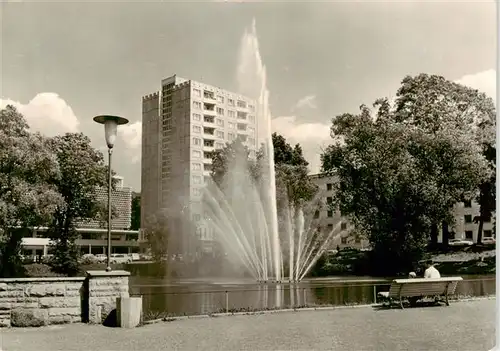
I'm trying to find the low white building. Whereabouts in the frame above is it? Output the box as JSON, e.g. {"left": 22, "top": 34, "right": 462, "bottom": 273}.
{"left": 20, "top": 175, "right": 139, "bottom": 258}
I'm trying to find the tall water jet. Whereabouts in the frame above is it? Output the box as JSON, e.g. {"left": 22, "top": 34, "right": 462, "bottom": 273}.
{"left": 236, "top": 19, "right": 282, "bottom": 282}
{"left": 200, "top": 19, "right": 343, "bottom": 283}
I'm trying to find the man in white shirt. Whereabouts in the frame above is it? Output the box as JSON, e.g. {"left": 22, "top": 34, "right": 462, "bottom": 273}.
{"left": 424, "top": 259, "right": 441, "bottom": 279}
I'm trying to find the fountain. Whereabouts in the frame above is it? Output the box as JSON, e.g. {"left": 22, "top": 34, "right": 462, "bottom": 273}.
{"left": 200, "top": 19, "right": 343, "bottom": 283}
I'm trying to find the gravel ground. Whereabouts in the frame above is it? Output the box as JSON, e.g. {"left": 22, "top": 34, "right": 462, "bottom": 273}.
{"left": 0, "top": 299, "right": 495, "bottom": 351}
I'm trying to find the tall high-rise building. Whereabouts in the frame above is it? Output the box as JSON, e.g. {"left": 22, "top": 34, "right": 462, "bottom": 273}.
{"left": 141, "top": 75, "right": 258, "bottom": 253}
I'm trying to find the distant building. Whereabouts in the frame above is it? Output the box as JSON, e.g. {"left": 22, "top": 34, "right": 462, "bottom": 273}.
{"left": 309, "top": 173, "right": 495, "bottom": 248}
{"left": 76, "top": 175, "right": 132, "bottom": 230}
{"left": 444, "top": 200, "right": 495, "bottom": 242}
{"left": 309, "top": 174, "right": 369, "bottom": 250}
{"left": 21, "top": 175, "right": 139, "bottom": 258}
{"left": 141, "top": 74, "right": 259, "bottom": 254}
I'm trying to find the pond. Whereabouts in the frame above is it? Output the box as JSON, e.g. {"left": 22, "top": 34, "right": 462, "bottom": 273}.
{"left": 128, "top": 272, "right": 496, "bottom": 317}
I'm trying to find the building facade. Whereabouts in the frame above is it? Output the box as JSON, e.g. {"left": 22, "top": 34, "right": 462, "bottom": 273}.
{"left": 309, "top": 173, "right": 495, "bottom": 248}
{"left": 309, "top": 174, "right": 370, "bottom": 250}
{"left": 21, "top": 176, "right": 139, "bottom": 257}
{"left": 444, "top": 200, "right": 495, "bottom": 242}
{"left": 141, "top": 75, "right": 259, "bottom": 254}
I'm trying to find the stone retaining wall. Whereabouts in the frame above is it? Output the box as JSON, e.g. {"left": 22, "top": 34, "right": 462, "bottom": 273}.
{"left": 0, "top": 270, "right": 130, "bottom": 327}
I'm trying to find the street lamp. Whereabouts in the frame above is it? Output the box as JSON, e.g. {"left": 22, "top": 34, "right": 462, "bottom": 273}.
{"left": 93, "top": 115, "right": 129, "bottom": 271}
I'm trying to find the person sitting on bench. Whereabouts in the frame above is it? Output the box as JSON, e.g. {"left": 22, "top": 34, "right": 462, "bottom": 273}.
{"left": 424, "top": 259, "right": 441, "bottom": 279}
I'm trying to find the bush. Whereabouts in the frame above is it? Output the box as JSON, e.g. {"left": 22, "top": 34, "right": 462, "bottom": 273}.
{"left": 79, "top": 254, "right": 98, "bottom": 265}
{"left": 23, "top": 264, "right": 63, "bottom": 277}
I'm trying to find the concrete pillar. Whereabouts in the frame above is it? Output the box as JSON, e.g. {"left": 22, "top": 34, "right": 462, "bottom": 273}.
{"left": 116, "top": 296, "right": 142, "bottom": 328}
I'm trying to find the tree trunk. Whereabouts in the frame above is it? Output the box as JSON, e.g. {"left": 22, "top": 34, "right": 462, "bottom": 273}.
{"left": 441, "top": 222, "right": 450, "bottom": 248}
{"left": 476, "top": 218, "right": 484, "bottom": 245}
{"left": 430, "top": 223, "right": 438, "bottom": 248}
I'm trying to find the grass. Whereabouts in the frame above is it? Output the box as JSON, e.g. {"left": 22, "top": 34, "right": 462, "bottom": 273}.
{"left": 23, "top": 262, "right": 128, "bottom": 277}
{"left": 312, "top": 246, "right": 496, "bottom": 277}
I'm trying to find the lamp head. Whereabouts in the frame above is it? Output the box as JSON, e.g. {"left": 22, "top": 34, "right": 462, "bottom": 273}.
{"left": 93, "top": 115, "right": 129, "bottom": 149}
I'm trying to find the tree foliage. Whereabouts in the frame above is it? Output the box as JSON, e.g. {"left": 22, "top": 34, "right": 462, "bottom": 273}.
{"left": 210, "top": 133, "right": 318, "bottom": 211}
{"left": 271, "top": 133, "right": 317, "bottom": 208}
{"left": 211, "top": 137, "right": 261, "bottom": 188}
{"left": 0, "top": 106, "right": 63, "bottom": 277}
{"left": 321, "top": 74, "right": 494, "bottom": 275}
{"left": 393, "top": 73, "right": 496, "bottom": 246}
{"left": 46, "top": 133, "right": 110, "bottom": 276}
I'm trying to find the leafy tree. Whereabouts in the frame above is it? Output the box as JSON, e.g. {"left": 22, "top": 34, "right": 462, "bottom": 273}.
{"left": 272, "top": 132, "right": 309, "bottom": 167}
{"left": 321, "top": 80, "right": 491, "bottom": 275}
{"left": 0, "top": 106, "right": 63, "bottom": 277}
{"left": 392, "top": 74, "right": 496, "bottom": 246}
{"left": 131, "top": 192, "right": 141, "bottom": 230}
{"left": 211, "top": 137, "right": 261, "bottom": 188}
{"left": 47, "top": 133, "right": 109, "bottom": 276}
{"left": 271, "top": 133, "right": 317, "bottom": 208}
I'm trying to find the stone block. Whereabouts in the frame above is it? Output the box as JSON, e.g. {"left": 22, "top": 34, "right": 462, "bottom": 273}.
{"left": 0, "top": 283, "right": 8, "bottom": 291}
{"left": 0, "top": 302, "right": 11, "bottom": 310}
{"left": 65, "top": 283, "right": 83, "bottom": 292}
{"left": 11, "top": 308, "right": 48, "bottom": 327}
{"left": 65, "top": 289, "right": 82, "bottom": 297}
{"left": 27, "top": 284, "right": 65, "bottom": 297}
{"left": 0, "top": 290, "right": 23, "bottom": 298}
{"left": 89, "top": 287, "right": 128, "bottom": 297}
{"left": 11, "top": 301, "right": 39, "bottom": 309}
{"left": 48, "top": 307, "right": 80, "bottom": 316}
{"left": 39, "top": 297, "right": 80, "bottom": 308}
{"left": 90, "top": 277, "right": 127, "bottom": 287}
{"left": 0, "top": 318, "right": 10, "bottom": 327}
{"left": 8, "top": 283, "right": 27, "bottom": 291}
{"left": 48, "top": 314, "right": 81, "bottom": 325}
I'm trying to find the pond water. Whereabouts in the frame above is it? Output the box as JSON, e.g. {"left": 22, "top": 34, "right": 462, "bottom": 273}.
{"left": 128, "top": 272, "right": 496, "bottom": 317}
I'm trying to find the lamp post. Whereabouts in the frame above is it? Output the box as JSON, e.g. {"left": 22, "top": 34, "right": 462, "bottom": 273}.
{"left": 93, "top": 115, "right": 129, "bottom": 272}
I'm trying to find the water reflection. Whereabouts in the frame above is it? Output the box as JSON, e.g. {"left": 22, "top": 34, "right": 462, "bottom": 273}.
{"left": 129, "top": 275, "right": 495, "bottom": 317}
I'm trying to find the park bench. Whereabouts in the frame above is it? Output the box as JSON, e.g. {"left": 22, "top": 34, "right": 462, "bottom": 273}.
{"left": 377, "top": 277, "right": 463, "bottom": 309}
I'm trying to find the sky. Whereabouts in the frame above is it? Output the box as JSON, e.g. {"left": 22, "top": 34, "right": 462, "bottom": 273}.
{"left": 1, "top": 0, "right": 497, "bottom": 191}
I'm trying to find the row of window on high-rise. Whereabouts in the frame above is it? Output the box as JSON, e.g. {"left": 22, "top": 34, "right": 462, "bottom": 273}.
{"left": 192, "top": 89, "right": 255, "bottom": 111}
{"left": 192, "top": 114, "right": 255, "bottom": 132}
{"left": 192, "top": 124, "right": 255, "bottom": 136}
{"left": 191, "top": 127, "right": 256, "bottom": 145}
{"left": 192, "top": 102, "right": 256, "bottom": 123}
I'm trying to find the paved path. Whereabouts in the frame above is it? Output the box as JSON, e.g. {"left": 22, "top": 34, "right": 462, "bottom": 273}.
{"left": 0, "top": 299, "right": 496, "bottom": 351}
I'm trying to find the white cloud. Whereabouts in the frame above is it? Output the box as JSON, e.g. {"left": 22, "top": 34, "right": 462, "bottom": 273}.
{"left": 118, "top": 121, "right": 142, "bottom": 163}
{"left": 0, "top": 93, "right": 79, "bottom": 136}
{"left": 271, "top": 115, "right": 331, "bottom": 174}
{"left": 292, "top": 94, "right": 317, "bottom": 111}
{"left": 455, "top": 69, "right": 496, "bottom": 104}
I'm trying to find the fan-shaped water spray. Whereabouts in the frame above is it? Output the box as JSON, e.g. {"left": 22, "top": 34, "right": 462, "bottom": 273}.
{"left": 200, "top": 20, "right": 343, "bottom": 283}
